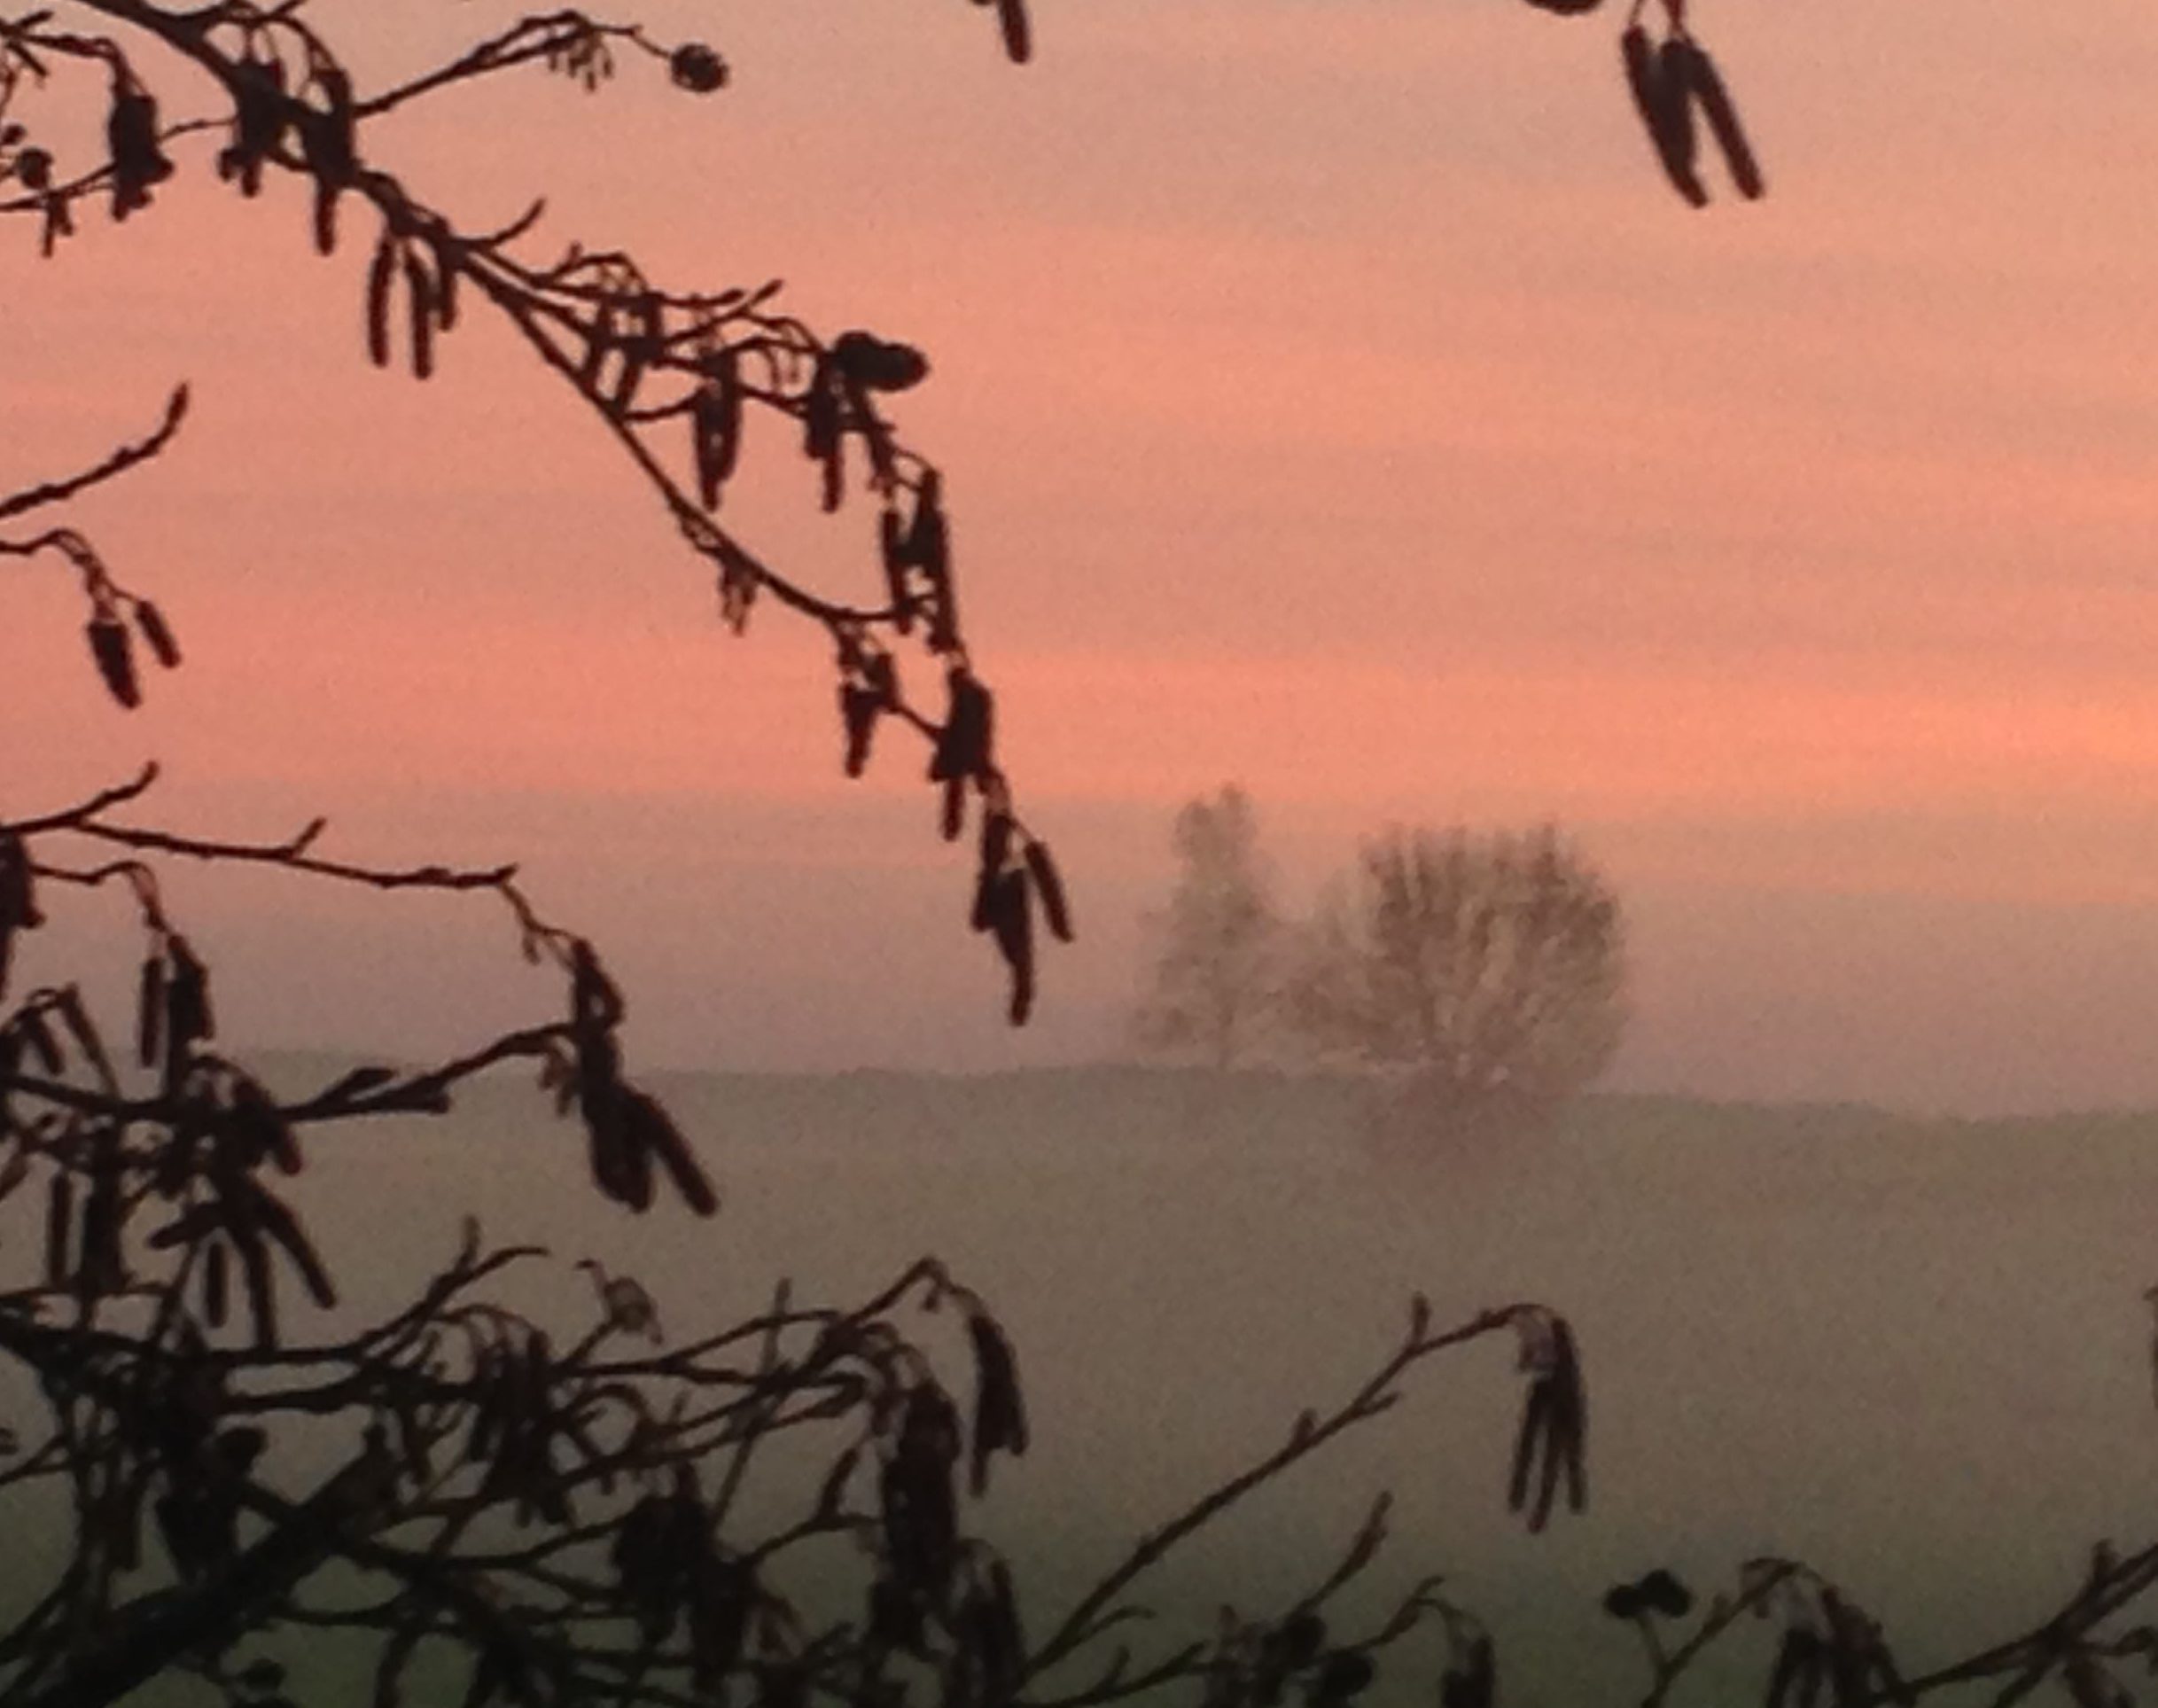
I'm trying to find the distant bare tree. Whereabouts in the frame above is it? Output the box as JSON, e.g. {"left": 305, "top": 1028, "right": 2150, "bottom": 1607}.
{"left": 1134, "top": 787, "right": 1282, "bottom": 1071}
{"left": 1291, "top": 825, "right": 1626, "bottom": 1132}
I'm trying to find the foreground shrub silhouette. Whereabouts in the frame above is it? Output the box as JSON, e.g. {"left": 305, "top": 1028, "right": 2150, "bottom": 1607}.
{"left": 7, "top": 7, "right": 2158, "bottom": 1708}
{"left": 0, "top": 7, "right": 1571, "bottom": 1705}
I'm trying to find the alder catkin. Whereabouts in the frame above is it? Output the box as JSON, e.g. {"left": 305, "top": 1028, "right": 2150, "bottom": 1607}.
{"left": 880, "top": 506, "right": 915, "bottom": 633}
{"left": 253, "top": 1186, "right": 338, "bottom": 1307}
{"left": 625, "top": 1089, "right": 720, "bottom": 1217}
{"left": 404, "top": 248, "right": 436, "bottom": 379}
{"left": 996, "top": 0, "right": 1032, "bottom": 64}
{"left": 86, "top": 613, "right": 139, "bottom": 708}
{"left": 1506, "top": 1380, "right": 1549, "bottom": 1517}
{"left": 989, "top": 869, "right": 1034, "bottom": 1026}
{"left": 693, "top": 353, "right": 742, "bottom": 510}
{"left": 237, "top": 1228, "right": 278, "bottom": 1350}
{"left": 432, "top": 236, "right": 461, "bottom": 330}
{"left": 203, "top": 1237, "right": 229, "bottom": 1328}
{"left": 841, "top": 684, "right": 880, "bottom": 778}
{"left": 366, "top": 233, "right": 397, "bottom": 369}
{"left": 1671, "top": 38, "right": 1765, "bottom": 199}
{"left": 1024, "top": 841, "right": 1073, "bottom": 942}
{"left": 1620, "top": 27, "right": 1707, "bottom": 207}
{"left": 134, "top": 601, "right": 181, "bottom": 667}
{"left": 43, "top": 1174, "right": 71, "bottom": 1289}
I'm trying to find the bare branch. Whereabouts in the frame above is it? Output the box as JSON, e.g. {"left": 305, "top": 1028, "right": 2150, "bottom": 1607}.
{"left": 0, "top": 387, "right": 188, "bottom": 525}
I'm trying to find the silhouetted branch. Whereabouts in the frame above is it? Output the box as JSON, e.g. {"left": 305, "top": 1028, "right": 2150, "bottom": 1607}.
{"left": 356, "top": 12, "right": 683, "bottom": 117}
{"left": 2, "top": 766, "right": 160, "bottom": 837}
{"left": 0, "top": 387, "right": 187, "bottom": 525}
{"left": 6, "top": 0, "right": 1071, "bottom": 1010}
{"left": 1026, "top": 1299, "right": 1553, "bottom": 1681}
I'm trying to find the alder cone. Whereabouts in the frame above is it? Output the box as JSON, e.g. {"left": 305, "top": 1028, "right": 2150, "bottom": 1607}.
{"left": 670, "top": 43, "right": 728, "bottom": 93}
{"left": 1636, "top": 1568, "right": 1691, "bottom": 1618}
{"left": 833, "top": 331, "right": 930, "bottom": 393}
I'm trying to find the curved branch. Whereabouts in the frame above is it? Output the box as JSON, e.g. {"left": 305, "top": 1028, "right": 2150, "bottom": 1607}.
{"left": 1024, "top": 1301, "right": 1533, "bottom": 1681}
{"left": 0, "top": 387, "right": 188, "bottom": 525}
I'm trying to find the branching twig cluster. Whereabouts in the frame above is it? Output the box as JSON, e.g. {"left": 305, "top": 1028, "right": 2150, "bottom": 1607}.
{"left": 0, "top": 11, "right": 1568, "bottom": 1707}
{"left": 2, "top": 0, "right": 1072, "bottom": 1024}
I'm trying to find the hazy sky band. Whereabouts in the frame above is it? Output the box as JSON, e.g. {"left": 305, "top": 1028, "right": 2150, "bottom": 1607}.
{"left": 7, "top": 0, "right": 2157, "bottom": 1111}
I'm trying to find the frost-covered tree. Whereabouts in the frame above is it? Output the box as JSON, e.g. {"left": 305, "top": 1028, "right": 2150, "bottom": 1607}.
{"left": 1291, "top": 825, "right": 1626, "bottom": 1129}
{"left": 1134, "top": 787, "right": 1283, "bottom": 1071}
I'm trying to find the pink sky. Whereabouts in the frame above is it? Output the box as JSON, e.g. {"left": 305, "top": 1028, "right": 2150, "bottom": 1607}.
{"left": 8, "top": 1, "right": 2158, "bottom": 1110}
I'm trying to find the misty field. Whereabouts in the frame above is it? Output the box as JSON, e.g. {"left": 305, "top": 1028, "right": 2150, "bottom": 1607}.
{"left": 197, "top": 1065, "right": 2158, "bottom": 1704}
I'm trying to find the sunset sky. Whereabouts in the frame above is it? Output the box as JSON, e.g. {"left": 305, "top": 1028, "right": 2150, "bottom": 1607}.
{"left": 8, "top": 0, "right": 2158, "bottom": 1111}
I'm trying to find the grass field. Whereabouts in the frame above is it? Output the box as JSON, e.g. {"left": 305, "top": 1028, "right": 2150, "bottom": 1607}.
{"left": 58, "top": 1065, "right": 2158, "bottom": 1704}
